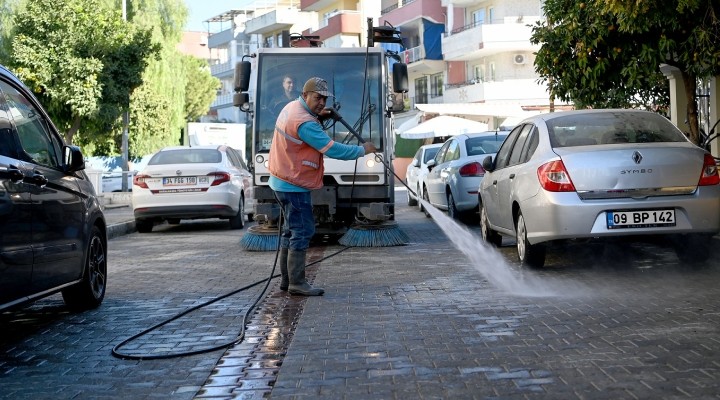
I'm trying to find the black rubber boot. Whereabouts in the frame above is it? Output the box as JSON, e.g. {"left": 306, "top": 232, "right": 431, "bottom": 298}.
{"left": 279, "top": 247, "right": 289, "bottom": 291}
{"left": 287, "top": 249, "right": 324, "bottom": 296}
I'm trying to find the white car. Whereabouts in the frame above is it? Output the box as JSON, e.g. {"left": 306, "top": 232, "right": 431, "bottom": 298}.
{"left": 405, "top": 143, "right": 442, "bottom": 213}
{"left": 132, "top": 145, "right": 254, "bottom": 233}
{"left": 423, "top": 131, "right": 508, "bottom": 221}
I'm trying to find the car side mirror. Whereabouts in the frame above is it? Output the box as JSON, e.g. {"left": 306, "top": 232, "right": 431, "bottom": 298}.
{"left": 64, "top": 145, "right": 85, "bottom": 172}
{"left": 411, "top": 159, "right": 420, "bottom": 167}
{"left": 426, "top": 159, "right": 436, "bottom": 171}
{"left": 481, "top": 155, "right": 495, "bottom": 172}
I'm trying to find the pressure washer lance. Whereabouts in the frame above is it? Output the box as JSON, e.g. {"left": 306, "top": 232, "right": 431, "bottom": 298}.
{"left": 325, "top": 108, "right": 420, "bottom": 199}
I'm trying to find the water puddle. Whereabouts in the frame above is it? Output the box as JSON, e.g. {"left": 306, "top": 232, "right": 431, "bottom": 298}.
{"left": 418, "top": 199, "right": 568, "bottom": 298}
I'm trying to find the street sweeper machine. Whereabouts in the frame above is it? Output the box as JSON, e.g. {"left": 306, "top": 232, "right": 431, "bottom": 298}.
{"left": 233, "top": 25, "right": 410, "bottom": 250}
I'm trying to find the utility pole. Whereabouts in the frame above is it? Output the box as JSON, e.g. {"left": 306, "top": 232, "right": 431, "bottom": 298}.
{"left": 121, "top": 0, "right": 130, "bottom": 191}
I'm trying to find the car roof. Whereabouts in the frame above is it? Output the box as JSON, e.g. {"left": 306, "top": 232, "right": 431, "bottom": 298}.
{"left": 420, "top": 143, "right": 443, "bottom": 149}
{"left": 531, "top": 108, "right": 659, "bottom": 123}
{"left": 159, "top": 145, "right": 225, "bottom": 152}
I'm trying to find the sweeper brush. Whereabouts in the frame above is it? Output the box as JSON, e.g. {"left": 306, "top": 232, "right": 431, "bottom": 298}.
{"left": 339, "top": 221, "right": 409, "bottom": 247}
{"left": 240, "top": 224, "right": 280, "bottom": 251}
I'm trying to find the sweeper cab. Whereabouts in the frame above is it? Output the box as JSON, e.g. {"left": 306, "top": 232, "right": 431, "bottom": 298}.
{"left": 233, "top": 24, "right": 409, "bottom": 248}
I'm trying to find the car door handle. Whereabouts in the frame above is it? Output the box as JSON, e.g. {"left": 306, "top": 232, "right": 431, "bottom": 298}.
{"left": 0, "top": 165, "right": 25, "bottom": 182}
{"left": 509, "top": 174, "right": 515, "bottom": 179}
{"left": 24, "top": 170, "right": 48, "bottom": 187}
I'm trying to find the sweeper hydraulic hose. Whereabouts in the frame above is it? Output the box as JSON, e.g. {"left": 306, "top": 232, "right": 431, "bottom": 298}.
{"left": 326, "top": 108, "right": 420, "bottom": 198}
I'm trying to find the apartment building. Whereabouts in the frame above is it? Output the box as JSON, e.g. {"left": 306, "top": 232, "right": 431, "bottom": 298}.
{"left": 381, "top": 0, "right": 555, "bottom": 129}
{"left": 202, "top": 0, "right": 555, "bottom": 127}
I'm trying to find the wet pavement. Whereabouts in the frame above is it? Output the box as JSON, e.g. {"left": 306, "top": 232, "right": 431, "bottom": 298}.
{"left": 5, "top": 191, "right": 720, "bottom": 399}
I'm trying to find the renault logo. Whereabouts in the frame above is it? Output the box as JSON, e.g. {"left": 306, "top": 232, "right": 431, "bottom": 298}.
{"left": 632, "top": 151, "right": 643, "bottom": 164}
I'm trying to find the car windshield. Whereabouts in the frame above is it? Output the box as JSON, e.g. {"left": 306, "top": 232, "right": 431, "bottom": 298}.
{"left": 465, "top": 134, "right": 509, "bottom": 156}
{"left": 423, "top": 147, "right": 440, "bottom": 163}
{"left": 549, "top": 112, "right": 688, "bottom": 147}
{"left": 149, "top": 149, "right": 221, "bottom": 165}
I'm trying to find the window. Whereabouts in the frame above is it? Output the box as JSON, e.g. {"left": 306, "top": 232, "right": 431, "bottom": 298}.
{"left": 473, "top": 65, "right": 485, "bottom": 83}
{"left": 414, "top": 77, "right": 428, "bottom": 104}
{"left": 0, "top": 80, "right": 60, "bottom": 168}
{"left": 488, "top": 7, "right": 494, "bottom": 24}
{"left": 472, "top": 8, "right": 485, "bottom": 26}
{"left": 430, "top": 73, "right": 443, "bottom": 98}
{"left": 489, "top": 62, "right": 496, "bottom": 81}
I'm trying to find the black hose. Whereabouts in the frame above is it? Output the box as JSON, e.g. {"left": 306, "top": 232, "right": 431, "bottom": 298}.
{"left": 111, "top": 204, "right": 351, "bottom": 360}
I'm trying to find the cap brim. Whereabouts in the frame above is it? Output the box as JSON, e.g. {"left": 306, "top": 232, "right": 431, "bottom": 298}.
{"left": 315, "top": 91, "right": 334, "bottom": 97}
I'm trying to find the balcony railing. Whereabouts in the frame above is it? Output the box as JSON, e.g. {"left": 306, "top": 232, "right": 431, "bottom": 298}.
{"left": 381, "top": 0, "right": 417, "bottom": 15}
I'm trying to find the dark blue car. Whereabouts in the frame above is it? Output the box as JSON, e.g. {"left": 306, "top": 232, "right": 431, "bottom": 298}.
{"left": 0, "top": 65, "right": 107, "bottom": 311}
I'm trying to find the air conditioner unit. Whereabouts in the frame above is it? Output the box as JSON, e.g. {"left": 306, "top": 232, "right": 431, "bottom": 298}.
{"left": 513, "top": 54, "right": 526, "bottom": 65}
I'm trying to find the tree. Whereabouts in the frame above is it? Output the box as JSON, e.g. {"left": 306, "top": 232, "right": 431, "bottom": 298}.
{"left": 532, "top": 0, "right": 720, "bottom": 144}
{"left": 184, "top": 54, "right": 220, "bottom": 122}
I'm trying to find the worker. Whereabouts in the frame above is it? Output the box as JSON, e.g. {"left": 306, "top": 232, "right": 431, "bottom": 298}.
{"left": 268, "top": 77, "right": 377, "bottom": 296}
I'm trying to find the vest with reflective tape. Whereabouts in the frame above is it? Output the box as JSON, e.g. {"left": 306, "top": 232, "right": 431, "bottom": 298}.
{"left": 269, "top": 100, "right": 326, "bottom": 190}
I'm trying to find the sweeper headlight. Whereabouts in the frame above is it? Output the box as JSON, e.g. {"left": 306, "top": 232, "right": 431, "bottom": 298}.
{"left": 255, "top": 155, "right": 265, "bottom": 164}
{"left": 366, "top": 158, "right": 376, "bottom": 168}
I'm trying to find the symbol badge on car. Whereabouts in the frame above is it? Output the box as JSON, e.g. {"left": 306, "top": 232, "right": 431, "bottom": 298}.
{"left": 632, "top": 151, "right": 643, "bottom": 164}
{"left": 176, "top": 170, "right": 182, "bottom": 175}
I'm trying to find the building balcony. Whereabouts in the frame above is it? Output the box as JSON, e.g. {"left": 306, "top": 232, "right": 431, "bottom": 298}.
{"left": 402, "top": 46, "right": 444, "bottom": 74}
{"left": 210, "top": 60, "right": 234, "bottom": 78}
{"left": 444, "top": 78, "right": 550, "bottom": 104}
{"left": 300, "top": 0, "right": 335, "bottom": 11}
{"left": 211, "top": 93, "right": 234, "bottom": 109}
{"left": 245, "top": 8, "right": 303, "bottom": 35}
{"left": 380, "top": 0, "right": 445, "bottom": 26}
{"left": 304, "top": 10, "right": 361, "bottom": 42}
{"left": 442, "top": 17, "right": 540, "bottom": 61}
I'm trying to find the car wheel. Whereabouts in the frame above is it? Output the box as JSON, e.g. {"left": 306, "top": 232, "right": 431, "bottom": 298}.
{"left": 515, "top": 211, "right": 545, "bottom": 268}
{"left": 136, "top": 219, "right": 153, "bottom": 233}
{"left": 674, "top": 233, "right": 711, "bottom": 263}
{"left": 406, "top": 181, "right": 418, "bottom": 206}
{"left": 167, "top": 218, "right": 181, "bottom": 225}
{"left": 479, "top": 202, "right": 502, "bottom": 247}
{"left": 229, "top": 196, "right": 245, "bottom": 229}
{"left": 447, "top": 192, "right": 460, "bottom": 220}
{"left": 421, "top": 186, "right": 431, "bottom": 218}
{"left": 61, "top": 225, "right": 107, "bottom": 310}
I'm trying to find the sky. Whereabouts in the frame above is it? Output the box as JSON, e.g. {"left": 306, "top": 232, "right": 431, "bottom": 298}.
{"left": 184, "top": 0, "right": 244, "bottom": 32}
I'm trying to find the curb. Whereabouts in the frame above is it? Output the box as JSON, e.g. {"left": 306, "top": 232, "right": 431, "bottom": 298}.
{"left": 107, "top": 221, "right": 135, "bottom": 240}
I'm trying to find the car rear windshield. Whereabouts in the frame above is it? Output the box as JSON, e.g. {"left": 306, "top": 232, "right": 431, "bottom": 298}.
{"left": 150, "top": 149, "right": 222, "bottom": 165}
{"left": 466, "top": 134, "right": 509, "bottom": 156}
{"left": 549, "top": 112, "right": 688, "bottom": 148}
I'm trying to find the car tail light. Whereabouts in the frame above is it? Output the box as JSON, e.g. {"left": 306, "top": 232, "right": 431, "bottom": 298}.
{"left": 209, "top": 172, "right": 231, "bottom": 186}
{"left": 698, "top": 153, "right": 720, "bottom": 186}
{"left": 459, "top": 162, "right": 485, "bottom": 177}
{"left": 537, "top": 160, "right": 576, "bottom": 192}
{"left": 133, "top": 173, "right": 149, "bottom": 189}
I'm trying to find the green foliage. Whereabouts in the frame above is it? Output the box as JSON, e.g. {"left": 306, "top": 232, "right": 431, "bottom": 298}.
{"left": 532, "top": 0, "right": 720, "bottom": 144}
{"left": 10, "top": 0, "right": 159, "bottom": 145}
{"left": 184, "top": 55, "right": 220, "bottom": 122}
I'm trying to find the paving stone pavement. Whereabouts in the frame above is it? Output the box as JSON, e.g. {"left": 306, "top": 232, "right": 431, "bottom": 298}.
{"left": 4, "top": 190, "right": 720, "bottom": 399}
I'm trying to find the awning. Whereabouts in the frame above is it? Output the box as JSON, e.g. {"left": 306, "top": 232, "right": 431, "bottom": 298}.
{"left": 398, "top": 116, "right": 489, "bottom": 139}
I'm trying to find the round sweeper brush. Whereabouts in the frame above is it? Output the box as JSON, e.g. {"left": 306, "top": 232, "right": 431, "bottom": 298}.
{"left": 338, "top": 221, "right": 409, "bottom": 247}
{"left": 240, "top": 224, "right": 280, "bottom": 251}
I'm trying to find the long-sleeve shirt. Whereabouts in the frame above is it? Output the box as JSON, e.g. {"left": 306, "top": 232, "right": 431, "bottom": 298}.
{"left": 269, "top": 96, "right": 365, "bottom": 192}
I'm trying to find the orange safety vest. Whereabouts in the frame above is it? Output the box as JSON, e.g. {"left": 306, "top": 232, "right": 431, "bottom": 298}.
{"left": 269, "top": 100, "right": 332, "bottom": 190}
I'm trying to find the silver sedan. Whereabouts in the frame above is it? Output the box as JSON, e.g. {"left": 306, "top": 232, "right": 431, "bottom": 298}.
{"left": 424, "top": 131, "right": 508, "bottom": 221}
{"left": 478, "top": 109, "right": 720, "bottom": 268}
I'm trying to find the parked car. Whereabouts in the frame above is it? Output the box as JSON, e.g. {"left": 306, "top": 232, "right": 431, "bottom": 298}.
{"left": 423, "top": 131, "right": 509, "bottom": 221}
{"left": 0, "top": 64, "right": 107, "bottom": 311}
{"left": 478, "top": 109, "right": 720, "bottom": 268}
{"left": 405, "top": 143, "right": 442, "bottom": 213}
{"left": 132, "top": 145, "right": 255, "bottom": 232}
{"left": 86, "top": 155, "right": 151, "bottom": 193}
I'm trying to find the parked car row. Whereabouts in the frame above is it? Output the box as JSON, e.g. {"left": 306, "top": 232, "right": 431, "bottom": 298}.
{"left": 405, "top": 131, "right": 508, "bottom": 221}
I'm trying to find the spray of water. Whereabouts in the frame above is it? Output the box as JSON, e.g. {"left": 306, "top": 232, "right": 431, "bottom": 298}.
{"left": 419, "top": 199, "right": 563, "bottom": 297}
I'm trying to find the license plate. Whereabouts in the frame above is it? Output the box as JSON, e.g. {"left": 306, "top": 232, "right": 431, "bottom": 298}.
{"left": 606, "top": 209, "right": 675, "bottom": 229}
{"left": 163, "top": 176, "right": 197, "bottom": 186}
